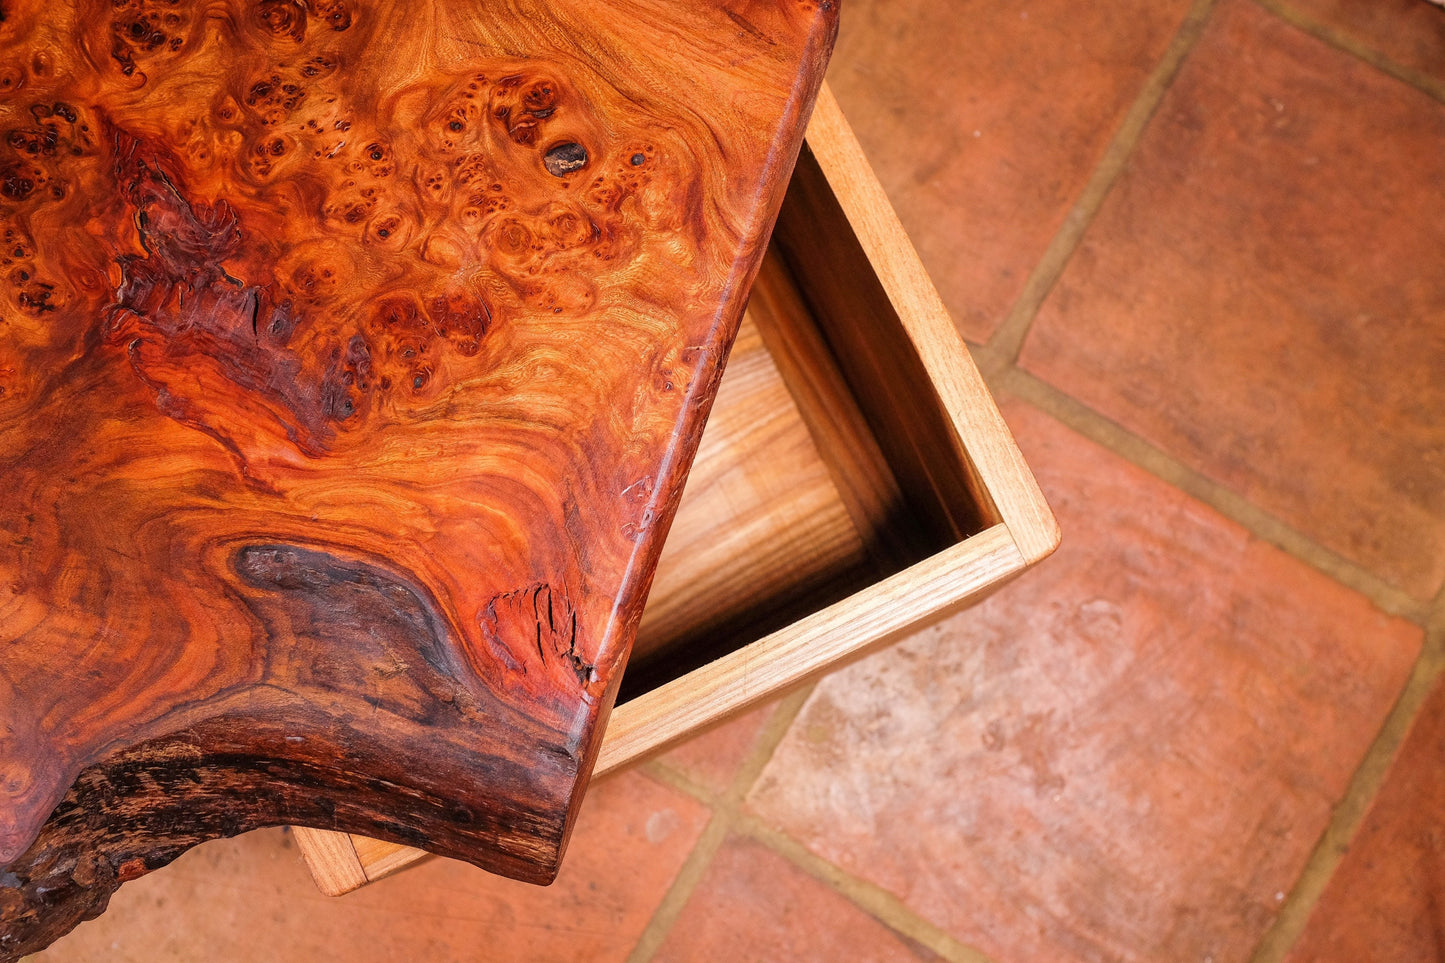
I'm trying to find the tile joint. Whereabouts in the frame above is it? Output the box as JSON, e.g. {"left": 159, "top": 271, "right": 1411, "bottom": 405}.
{"left": 991, "top": 366, "right": 1434, "bottom": 626}
{"left": 1251, "top": 0, "right": 1445, "bottom": 106}
{"left": 983, "top": 0, "right": 1220, "bottom": 365}
{"left": 628, "top": 687, "right": 998, "bottom": 963}
{"left": 1248, "top": 589, "right": 1445, "bottom": 962}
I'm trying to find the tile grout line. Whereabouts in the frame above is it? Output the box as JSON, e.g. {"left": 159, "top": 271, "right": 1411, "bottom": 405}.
{"left": 730, "top": 687, "right": 998, "bottom": 962}
{"left": 972, "top": 2, "right": 1444, "bottom": 956}
{"left": 990, "top": 365, "right": 1433, "bottom": 625}
{"left": 1249, "top": 589, "right": 1445, "bottom": 962}
{"left": 737, "top": 814, "right": 998, "bottom": 963}
{"left": 635, "top": 1, "right": 1431, "bottom": 957}
{"left": 640, "top": 773, "right": 999, "bottom": 963}
{"left": 639, "top": 682, "right": 819, "bottom": 813}
{"left": 980, "top": 0, "right": 1219, "bottom": 370}
{"left": 622, "top": 809, "right": 730, "bottom": 963}
{"left": 1251, "top": 0, "right": 1445, "bottom": 106}
{"left": 631, "top": 688, "right": 999, "bottom": 963}
{"left": 721, "top": 683, "right": 819, "bottom": 806}
{"left": 622, "top": 688, "right": 817, "bottom": 963}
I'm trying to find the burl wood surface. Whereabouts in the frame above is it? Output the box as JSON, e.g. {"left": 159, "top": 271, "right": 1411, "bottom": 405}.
{"left": 0, "top": 0, "right": 837, "bottom": 954}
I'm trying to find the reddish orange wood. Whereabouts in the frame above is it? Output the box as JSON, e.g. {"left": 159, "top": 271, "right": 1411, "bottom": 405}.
{"left": 0, "top": 0, "right": 837, "bottom": 954}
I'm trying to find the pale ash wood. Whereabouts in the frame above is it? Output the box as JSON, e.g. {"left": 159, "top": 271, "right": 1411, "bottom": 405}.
{"left": 291, "top": 826, "right": 369, "bottom": 895}
{"left": 631, "top": 312, "right": 870, "bottom": 664}
{"left": 348, "top": 835, "right": 427, "bottom": 883}
{"left": 745, "top": 252, "right": 917, "bottom": 574}
{"left": 793, "top": 85, "right": 1060, "bottom": 564}
{"left": 295, "top": 82, "right": 1060, "bottom": 894}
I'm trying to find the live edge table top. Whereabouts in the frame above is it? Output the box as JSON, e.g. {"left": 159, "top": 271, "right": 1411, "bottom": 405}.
{"left": 0, "top": 0, "right": 837, "bottom": 954}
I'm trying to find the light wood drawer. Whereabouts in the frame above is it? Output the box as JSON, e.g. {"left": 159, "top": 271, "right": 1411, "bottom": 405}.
{"left": 294, "top": 82, "right": 1060, "bottom": 895}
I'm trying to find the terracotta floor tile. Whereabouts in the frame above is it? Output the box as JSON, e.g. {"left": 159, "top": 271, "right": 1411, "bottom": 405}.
{"left": 32, "top": 771, "right": 710, "bottom": 962}
{"left": 1287, "top": 675, "right": 1445, "bottom": 962}
{"left": 652, "top": 835, "right": 938, "bottom": 963}
{"left": 745, "top": 399, "right": 1423, "bottom": 963}
{"left": 826, "top": 0, "right": 1194, "bottom": 342}
{"left": 658, "top": 701, "right": 779, "bottom": 797}
{"left": 1019, "top": 0, "right": 1445, "bottom": 599}
{"left": 1285, "top": 0, "right": 1445, "bottom": 83}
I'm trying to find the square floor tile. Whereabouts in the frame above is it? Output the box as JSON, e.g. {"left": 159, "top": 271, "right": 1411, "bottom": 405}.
{"left": 1287, "top": 674, "right": 1445, "bottom": 962}
{"left": 746, "top": 399, "right": 1422, "bottom": 962}
{"left": 653, "top": 835, "right": 937, "bottom": 962}
{"left": 33, "top": 772, "right": 710, "bottom": 962}
{"left": 1020, "top": 0, "right": 1445, "bottom": 599}
{"left": 827, "top": 0, "right": 1194, "bottom": 341}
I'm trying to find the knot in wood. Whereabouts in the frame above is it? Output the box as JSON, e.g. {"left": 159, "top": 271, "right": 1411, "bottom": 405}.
{"left": 542, "top": 142, "right": 587, "bottom": 177}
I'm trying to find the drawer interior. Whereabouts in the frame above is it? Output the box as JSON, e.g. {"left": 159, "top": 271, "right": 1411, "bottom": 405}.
{"left": 619, "top": 146, "right": 997, "bottom": 701}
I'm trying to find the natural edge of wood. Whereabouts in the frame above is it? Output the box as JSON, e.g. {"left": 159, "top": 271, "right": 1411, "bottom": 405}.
{"left": 800, "top": 85, "right": 1062, "bottom": 565}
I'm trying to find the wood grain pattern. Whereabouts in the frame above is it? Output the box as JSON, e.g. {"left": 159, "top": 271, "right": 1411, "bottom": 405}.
{"left": 630, "top": 308, "right": 870, "bottom": 669}
{"left": 0, "top": 0, "right": 838, "bottom": 955}
{"left": 296, "top": 86, "right": 1062, "bottom": 894}
{"left": 787, "top": 85, "right": 1059, "bottom": 563}
{"left": 744, "top": 248, "right": 917, "bottom": 573}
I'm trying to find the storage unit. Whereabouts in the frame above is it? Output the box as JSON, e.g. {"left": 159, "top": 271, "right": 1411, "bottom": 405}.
{"left": 295, "top": 83, "right": 1060, "bottom": 894}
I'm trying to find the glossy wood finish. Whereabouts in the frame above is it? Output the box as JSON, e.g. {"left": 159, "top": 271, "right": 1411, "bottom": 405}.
{"left": 295, "top": 84, "right": 1061, "bottom": 894}
{"left": 0, "top": 0, "right": 838, "bottom": 956}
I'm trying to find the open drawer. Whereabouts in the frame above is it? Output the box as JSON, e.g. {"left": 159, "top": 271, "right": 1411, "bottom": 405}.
{"left": 294, "top": 83, "right": 1060, "bottom": 894}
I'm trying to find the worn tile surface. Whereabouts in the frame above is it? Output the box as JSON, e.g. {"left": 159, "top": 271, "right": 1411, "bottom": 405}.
{"left": 33, "top": 772, "right": 709, "bottom": 963}
{"left": 746, "top": 400, "right": 1422, "bottom": 963}
{"left": 1020, "top": 0, "right": 1445, "bottom": 600}
{"left": 653, "top": 835, "right": 938, "bottom": 963}
{"left": 827, "top": 0, "right": 1194, "bottom": 342}
{"left": 1286, "top": 675, "right": 1445, "bottom": 963}
{"left": 1285, "top": 0, "right": 1445, "bottom": 82}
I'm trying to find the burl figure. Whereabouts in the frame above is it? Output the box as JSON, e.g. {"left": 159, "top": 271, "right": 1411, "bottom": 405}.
{"left": 0, "top": 0, "right": 837, "bottom": 956}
